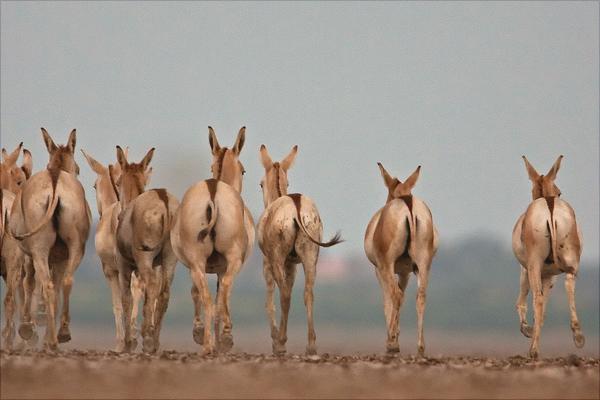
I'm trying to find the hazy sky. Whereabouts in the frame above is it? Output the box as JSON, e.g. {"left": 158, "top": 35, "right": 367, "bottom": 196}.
{"left": 2, "top": 2, "right": 598, "bottom": 262}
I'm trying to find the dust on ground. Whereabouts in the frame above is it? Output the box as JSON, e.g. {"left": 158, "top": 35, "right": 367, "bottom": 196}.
{"left": 1, "top": 349, "right": 598, "bottom": 399}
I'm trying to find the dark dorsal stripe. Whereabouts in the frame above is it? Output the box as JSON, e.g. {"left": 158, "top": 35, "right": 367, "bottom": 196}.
{"left": 48, "top": 167, "right": 61, "bottom": 193}
{"left": 152, "top": 188, "right": 169, "bottom": 211}
{"left": 399, "top": 195, "right": 413, "bottom": 218}
{"left": 544, "top": 196, "right": 555, "bottom": 220}
{"left": 108, "top": 164, "right": 120, "bottom": 201}
{"left": 215, "top": 147, "right": 228, "bottom": 180}
{"left": 206, "top": 178, "right": 218, "bottom": 202}
{"left": 288, "top": 193, "right": 302, "bottom": 214}
{"left": 273, "top": 162, "right": 282, "bottom": 198}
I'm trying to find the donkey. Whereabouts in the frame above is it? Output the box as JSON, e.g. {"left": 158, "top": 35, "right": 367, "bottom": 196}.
{"left": 114, "top": 146, "right": 179, "bottom": 353}
{"left": 8, "top": 128, "right": 91, "bottom": 350}
{"left": 513, "top": 155, "right": 584, "bottom": 358}
{"left": 257, "top": 145, "right": 342, "bottom": 355}
{"left": 1, "top": 142, "right": 33, "bottom": 349}
{"left": 171, "top": 126, "right": 255, "bottom": 355}
{"left": 364, "top": 163, "right": 438, "bottom": 355}
{"left": 82, "top": 149, "right": 144, "bottom": 352}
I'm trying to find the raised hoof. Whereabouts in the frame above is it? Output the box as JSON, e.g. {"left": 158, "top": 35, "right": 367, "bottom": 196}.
{"left": 218, "top": 333, "right": 234, "bottom": 353}
{"left": 520, "top": 324, "right": 533, "bottom": 338}
{"left": 142, "top": 335, "right": 157, "bottom": 353}
{"left": 573, "top": 332, "right": 585, "bottom": 348}
{"left": 305, "top": 345, "right": 317, "bottom": 356}
{"left": 386, "top": 343, "right": 400, "bottom": 354}
{"left": 193, "top": 326, "right": 204, "bottom": 345}
{"left": 57, "top": 326, "right": 71, "bottom": 343}
{"left": 18, "top": 322, "right": 34, "bottom": 340}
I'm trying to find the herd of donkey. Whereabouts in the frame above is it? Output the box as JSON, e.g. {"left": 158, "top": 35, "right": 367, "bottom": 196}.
{"left": 0, "top": 127, "right": 587, "bottom": 360}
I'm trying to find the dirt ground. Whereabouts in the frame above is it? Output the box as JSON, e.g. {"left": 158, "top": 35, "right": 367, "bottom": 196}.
{"left": 1, "top": 349, "right": 598, "bottom": 399}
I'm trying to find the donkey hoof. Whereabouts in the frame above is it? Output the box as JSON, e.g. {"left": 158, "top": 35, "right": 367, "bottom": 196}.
{"left": 142, "top": 335, "right": 156, "bottom": 353}
{"left": 305, "top": 345, "right": 317, "bottom": 356}
{"left": 573, "top": 332, "right": 585, "bottom": 348}
{"left": 18, "top": 323, "right": 34, "bottom": 340}
{"left": 114, "top": 341, "right": 127, "bottom": 353}
{"left": 520, "top": 324, "right": 533, "bottom": 338}
{"left": 270, "top": 328, "right": 279, "bottom": 341}
{"left": 528, "top": 348, "right": 539, "bottom": 359}
{"left": 219, "top": 333, "right": 234, "bottom": 353}
{"left": 417, "top": 345, "right": 425, "bottom": 357}
{"left": 386, "top": 343, "right": 400, "bottom": 354}
{"left": 57, "top": 327, "right": 71, "bottom": 343}
{"left": 193, "top": 326, "right": 205, "bottom": 345}
{"left": 27, "top": 330, "right": 39, "bottom": 347}
{"left": 201, "top": 344, "right": 216, "bottom": 356}
{"left": 44, "top": 341, "right": 59, "bottom": 352}
{"left": 273, "top": 342, "right": 286, "bottom": 356}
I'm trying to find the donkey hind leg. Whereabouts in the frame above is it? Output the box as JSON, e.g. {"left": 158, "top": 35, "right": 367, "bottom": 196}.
{"left": 415, "top": 257, "right": 432, "bottom": 357}
{"left": 374, "top": 264, "right": 400, "bottom": 353}
{"left": 216, "top": 255, "right": 243, "bottom": 353}
{"left": 190, "top": 260, "right": 214, "bottom": 355}
{"left": 191, "top": 284, "right": 204, "bottom": 344}
{"left": 136, "top": 254, "right": 161, "bottom": 354}
{"left": 58, "top": 241, "right": 85, "bottom": 344}
{"left": 300, "top": 249, "right": 318, "bottom": 356}
{"left": 153, "top": 251, "right": 177, "bottom": 349}
{"left": 31, "top": 252, "right": 58, "bottom": 351}
{"left": 104, "top": 264, "right": 126, "bottom": 352}
{"left": 18, "top": 259, "right": 37, "bottom": 343}
{"left": 527, "top": 261, "right": 544, "bottom": 359}
{"left": 565, "top": 272, "right": 585, "bottom": 348}
{"left": 516, "top": 266, "right": 532, "bottom": 338}
{"left": 118, "top": 260, "right": 136, "bottom": 353}
{"left": 263, "top": 259, "right": 278, "bottom": 342}
{"left": 2, "top": 254, "right": 21, "bottom": 349}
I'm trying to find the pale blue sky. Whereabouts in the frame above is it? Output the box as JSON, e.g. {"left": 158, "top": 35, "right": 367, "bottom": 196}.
{"left": 1, "top": 1, "right": 598, "bottom": 262}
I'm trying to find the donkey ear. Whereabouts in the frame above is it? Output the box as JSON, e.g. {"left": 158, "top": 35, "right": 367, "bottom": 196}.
{"left": 81, "top": 149, "right": 106, "bottom": 175}
{"left": 21, "top": 149, "right": 33, "bottom": 179}
{"left": 144, "top": 167, "right": 153, "bottom": 183}
{"left": 281, "top": 145, "right": 298, "bottom": 171}
{"left": 404, "top": 165, "right": 421, "bottom": 190}
{"left": 2, "top": 142, "right": 22, "bottom": 166}
{"left": 546, "top": 155, "right": 563, "bottom": 180}
{"left": 377, "top": 162, "right": 395, "bottom": 189}
{"left": 41, "top": 128, "right": 57, "bottom": 154}
{"left": 140, "top": 147, "right": 155, "bottom": 170}
{"left": 67, "top": 129, "right": 77, "bottom": 152}
{"left": 522, "top": 156, "right": 540, "bottom": 181}
{"left": 259, "top": 144, "right": 273, "bottom": 170}
{"left": 116, "top": 146, "right": 128, "bottom": 170}
{"left": 232, "top": 126, "right": 246, "bottom": 155}
{"left": 208, "top": 126, "right": 221, "bottom": 155}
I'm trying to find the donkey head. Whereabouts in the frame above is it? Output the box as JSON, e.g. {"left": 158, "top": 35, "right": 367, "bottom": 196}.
{"left": 1, "top": 142, "right": 32, "bottom": 193}
{"left": 42, "top": 128, "right": 80, "bottom": 175}
{"left": 259, "top": 144, "right": 298, "bottom": 207}
{"left": 81, "top": 147, "right": 129, "bottom": 217}
{"left": 115, "top": 146, "right": 154, "bottom": 207}
{"left": 377, "top": 162, "right": 421, "bottom": 203}
{"left": 208, "top": 126, "right": 246, "bottom": 193}
{"left": 522, "top": 155, "right": 563, "bottom": 200}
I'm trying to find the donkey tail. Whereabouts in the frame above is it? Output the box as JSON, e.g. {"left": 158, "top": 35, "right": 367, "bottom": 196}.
{"left": 197, "top": 201, "right": 217, "bottom": 241}
{"left": 288, "top": 193, "right": 343, "bottom": 248}
{"left": 11, "top": 178, "right": 60, "bottom": 241}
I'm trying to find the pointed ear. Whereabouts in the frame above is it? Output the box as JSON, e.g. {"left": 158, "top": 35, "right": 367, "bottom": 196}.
{"left": 522, "top": 156, "right": 540, "bottom": 181}
{"left": 2, "top": 142, "right": 22, "bottom": 166}
{"left": 259, "top": 144, "right": 273, "bottom": 170}
{"left": 21, "top": 149, "right": 33, "bottom": 179}
{"left": 41, "top": 128, "right": 57, "bottom": 154}
{"left": 81, "top": 149, "right": 106, "bottom": 175}
{"left": 67, "top": 129, "right": 77, "bottom": 152}
{"left": 145, "top": 167, "right": 153, "bottom": 183}
{"left": 123, "top": 146, "right": 130, "bottom": 161}
{"left": 546, "top": 155, "right": 563, "bottom": 180}
{"left": 404, "top": 165, "right": 421, "bottom": 190}
{"left": 377, "top": 162, "right": 395, "bottom": 188}
{"left": 208, "top": 126, "right": 221, "bottom": 155}
{"left": 116, "top": 146, "right": 128, "bottom": 170}
{"left": 280, "top": 145, "right": 298, "bottom": 171}
{"left": 140, "top": 147, "right": 155, "bottom": 170}
{"left": 232, "top": 126, "right": 246, "bottom": 155}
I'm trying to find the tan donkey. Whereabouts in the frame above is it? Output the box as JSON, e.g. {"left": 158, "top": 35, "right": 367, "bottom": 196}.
{"left": 114, "top": 146, "right": 179, "bottom": 353}
{"left": 364, "top": 163, "right": 438, "bottom": 355}
{"left": 8, "top": 128, "right": 91, "bottom": 350}
{"left": 171, "top": 127, "right": 255, "bottom": 355}
{"left": 513, "top": 155, "right": 584, "bottom": 358}
{"left": 257, "top": 145, "right": 342, "bottom": 355}
{"left": 81, "top": 148, "right": 144, "bottom": 352}
{"left": 1, "top": 142, "right": 33, "bottom": 349}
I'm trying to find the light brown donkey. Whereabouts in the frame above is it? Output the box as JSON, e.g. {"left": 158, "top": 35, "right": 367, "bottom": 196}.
{"left": 8, "top": 128, "right": 91, "bottom": 350}
{"left": 81, "top": 149, "right": 144, "bottom": 352}
{"left": 171, "top": 126, "right": 255, "bottom": 355}
{"left": 513, "top": 155, "right": 584, "bottom": 358}
{"left": 1, "top": 142, "right": 33, "bottom": 349}
{"left": 114, "top": 146, "right": 179, "bottom": 353}
{"left": 364, "top": 163, "right": 438, "bottom": 355}
{"left": 257, "top": 145, "right": 342, "bottom": 355}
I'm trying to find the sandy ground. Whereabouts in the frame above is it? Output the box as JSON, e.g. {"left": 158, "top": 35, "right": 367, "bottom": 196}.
{"left": 1, "top": 349, "right": 598, "bottom": 399}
